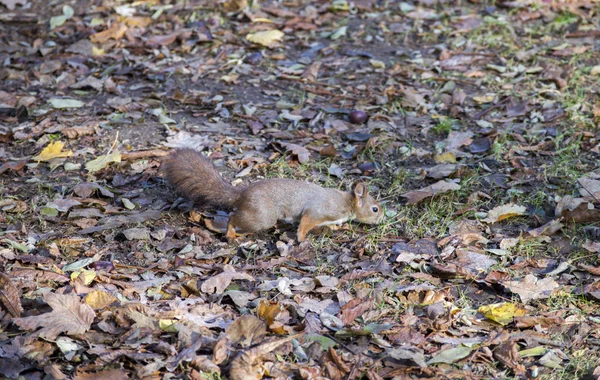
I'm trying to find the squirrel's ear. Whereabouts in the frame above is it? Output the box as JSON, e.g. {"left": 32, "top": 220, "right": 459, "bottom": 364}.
{"left": 352, "top": 182, "right": 366, "bottom": 206}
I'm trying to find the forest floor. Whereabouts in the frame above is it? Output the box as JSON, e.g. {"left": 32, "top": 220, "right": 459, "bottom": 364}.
{"left": 1, "top": 0, "right": 600, "bottom": 379}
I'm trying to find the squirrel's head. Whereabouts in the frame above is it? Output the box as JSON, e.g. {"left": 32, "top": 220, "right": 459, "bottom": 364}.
{"left": 351, "top": 182, "right": 383, "bottom": 224}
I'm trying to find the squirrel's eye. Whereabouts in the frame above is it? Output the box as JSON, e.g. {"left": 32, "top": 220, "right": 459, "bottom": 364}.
{"left": 372, "top": 206, "right": 379, "bottom": 213}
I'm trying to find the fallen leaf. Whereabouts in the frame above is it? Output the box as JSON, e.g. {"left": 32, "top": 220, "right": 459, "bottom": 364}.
{"left": 555, "top": 196, "right": 600, "bottom": 223}
{"left": 32, "top": 141, "right": 73, "bottom": 162}
{"left": 279, "top": 142, "right": 310, "bottom": 163}
{"left": 503, "top": 274, "right": 559, "bottom": 304}
{"left": 72, "top": 182, "right": 114, "bottom": 198}
{"left": 50, "top": 5, "right": 74, "bottom": 29}
{"left": 483, "top": 204, "right": 526, "bottom": 223}
{"left": 257, "top": 300, "right": 291, "bottom": 334}
{"left": 0, "top": 0, "right": 27, "bottom": 11}
{"left": 428, "top": 345, "right": 472, "bottom": 364}
{"left": 48, "top": 98, "right": 84, "bottom": 109}
{"left": 478, "top": 303, "right": 528, "bottom": 325}
{"left": 90, "top": 22, "right": 127, "bottom": 44}
{"left": 13, "top": 293, "right": 95, "bottom": 339}
{"left": 528, "top": 219, "right": 563, "bottom": 237}
{"left": 226, "top": 314, "right": 268, "bottom": 347}
{"left": 246, "top": 29, "right": 284, "bottom": 47}
{"left": 85, "top": 151, "right": 121, "bottom": 172}
{"left": 401, "top": 180, "right": 461, "bottom": 204}
{"left": 0, "top": 272, "right": 23, "bottom": 317}
{"left": 200, "top": 264, "right": 255, "bottom": 295}
{"left": 84, "top": 290, "right": 117, "bottom": 310}
{"left": 230, "top": 335, "right": 299, "bottom": 380}
{"left": 434, "top": 152, "right": 457, "bottom": 164}
{"left": 73, "top": 369, "right": 128, "bottom": 380}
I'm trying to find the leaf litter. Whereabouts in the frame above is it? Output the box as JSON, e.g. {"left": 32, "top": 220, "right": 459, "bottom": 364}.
{"left": 1, "top": 0, "right": 600, "bottom": 379}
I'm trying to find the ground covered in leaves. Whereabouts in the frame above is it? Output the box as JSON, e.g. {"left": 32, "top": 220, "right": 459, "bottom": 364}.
{"left": 2, "top": 0, "right": 600, "bottom": 379}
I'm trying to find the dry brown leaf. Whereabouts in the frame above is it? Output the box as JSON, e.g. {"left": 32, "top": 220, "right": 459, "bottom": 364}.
{"left": 494, "top": 341, "right": 525, "bottom": 375}
{"left": 90, "top": 22, "right": 127, "bottom": 44}
{"left": 301, "top": 61, "right": 322, "bottom": 81}
{"left": 279, "top": 142, "right": 310, "bottom": 164}
{"left": 502, "top": 274, "right": 559, "bottom": 304}
{"left": 401, "top": 180, "right": 460, "bottom": 204}
{"left": 226, "top": 314, "right": 267, "bottom": 348}
{"left": 483, "top": 203, "right": 526, "bottom": 223}
{"left": 84, "top": 290, "right": 118, "bottom": 310}
{"left": 528, "top": 219, "right": 563, "bottom": 237}
{"left": 0, "top": 272, "right": 23, "bottom": 317}
{"left": 200, "top": 264, "right": 255, "bottom": 295}
{"left": 555, "top": 196, "right": 600, "bottom": 223}
{"left": 229, "top": 334, "right": 300, "bottom": 380}
{"left": 257, "top": 300, "right": 291, "bottom": 334}
{"left": 146, "top": 33, "right": 179, "bottom": 47}
{"left": 73, "top": 369, "right": 128, "bottom": 380}
{"left": 339, "top": 297, "right": 374, "bottom": 326}
{"left": 13, "top": 293, "right": 95, "bottom": 339}
{"left": 62, "top": 125, "right": 96, "bottom": 139}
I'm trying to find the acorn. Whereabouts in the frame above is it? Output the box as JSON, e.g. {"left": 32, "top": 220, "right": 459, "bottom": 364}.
{"left": 349, "top": 110, "right": 368, "bottom": 124}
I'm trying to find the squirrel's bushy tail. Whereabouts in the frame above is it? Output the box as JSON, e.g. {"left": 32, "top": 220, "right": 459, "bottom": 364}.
{"left": 163, "top": 148, "right": 243, "bottom": 208}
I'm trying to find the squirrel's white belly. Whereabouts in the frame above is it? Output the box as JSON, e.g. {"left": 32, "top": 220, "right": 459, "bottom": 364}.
{"left": 318, "top": 217, "right": 349, "bottom": 226}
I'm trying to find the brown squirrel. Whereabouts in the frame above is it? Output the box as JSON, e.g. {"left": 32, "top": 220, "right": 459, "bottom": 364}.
{"left": 163, "top": 148, "right": 383, "bottom": 242}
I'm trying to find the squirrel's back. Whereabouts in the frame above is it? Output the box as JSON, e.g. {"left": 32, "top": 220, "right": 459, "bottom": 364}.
{"left": 162, "top": 148, "right": 243, "bottom": 208}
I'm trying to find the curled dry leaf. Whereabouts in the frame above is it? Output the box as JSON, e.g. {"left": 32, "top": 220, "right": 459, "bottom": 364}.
{"left": 528, "top": 219, "right": 563, "bottom": 237}
{"left": 72, "top": 369, "right": 129, "bottom": 380}
{"left": 201, "top": 264, "right": 255, "bottom": 295}
{"left": 13, "top": 293, "right": 95, "bottom": 339}
{"left": 90, "top": 22, "right": 127, "bottom": 44}
{"left": 229, "top": 334, "right": 300, "bottom": 380}
{"left": 556, "top": 196, "right": 600, "bottom": 223}
{"left": 62, "top": 125, "right": 96, "bottom": 139}
{"left": 226, "top": 314, "right": 268, "bottom": 348}
{"left": 0, "top": 272, "right": 23, "bottom": 317}
{"left": 257, "top": 300, "right": 292, "bottom": 334}
{"left": 279, "top": 142, "right": 310, "bottom": 164}
{"left": 483, "top": 203, "right": 526, "bottom": 224}
{"left": 401, "top": 180, "right": 461, "bottom": 204}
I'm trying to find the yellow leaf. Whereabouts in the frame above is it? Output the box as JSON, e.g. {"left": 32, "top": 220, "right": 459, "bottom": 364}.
{"left": 434, "top": 151, "right": 456, "bottom": 163}
{"left": 92, "top": 46, "right": 105, "bottom": 56}
{"left": 246, "top": 29, "right": 284, "bottom": 47}
{"left": 85, "top": 151, "right": 121, "bottom": 172}
{"left": 478, "top": 302, "right": 527, "bottom": 325}
{"left": 473, "top": 95, "right": 495, "bottom": 104}
{"left": 483, "top": 203, "right": 526, "bottom": 223}
{"left": 85, "top": 290, "right": 117, "bottom": 310}
{"left": 251, "top": 18, "right": 275, "bottom": 23}
{"left": 159, "top": 319, "right": 178, "bottom": 332}
{"left": 32, "top": 141, "right": 73, "bottom": 162}
{"left": 70, "top": 269, "right": 97, "bottom": 286}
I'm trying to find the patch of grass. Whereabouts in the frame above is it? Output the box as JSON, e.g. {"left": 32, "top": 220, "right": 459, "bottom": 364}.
{"left": 542, "top": 132, "right": 584, "bottom": 194}
{"left": 551, "top": 11, "right": 579, "bottom": 30}
{"left": 431, "top": 117, "right": 455, "bottom": 136}
{"left": 397, "top": 195, "right": 464, "bottom": 239}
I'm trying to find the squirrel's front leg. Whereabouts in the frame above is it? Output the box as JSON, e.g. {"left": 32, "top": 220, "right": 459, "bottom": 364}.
{"left": 297, "top": 213, "right": 320, "bottom": 242}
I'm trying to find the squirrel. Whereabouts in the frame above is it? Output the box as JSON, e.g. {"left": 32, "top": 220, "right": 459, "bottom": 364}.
{"left": 162, "top": 148, "right": 383, "bottom": 242}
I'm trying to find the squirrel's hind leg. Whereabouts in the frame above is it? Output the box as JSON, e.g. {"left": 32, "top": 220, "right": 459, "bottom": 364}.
{"left": 225, "top": 221, "right": 237, "bottom": 243}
